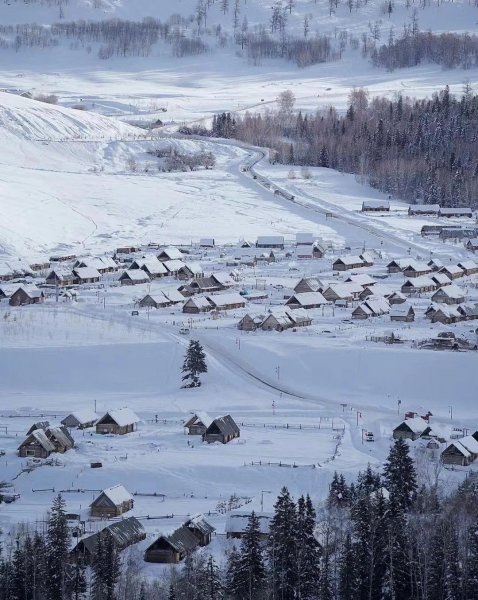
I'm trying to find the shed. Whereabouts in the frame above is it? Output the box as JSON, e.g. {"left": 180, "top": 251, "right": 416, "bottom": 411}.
{"left": 144, "top": 525, "right": 200, "bottom": 563}
{"left": 90, "top": 484, "right": 134, "bottom": 518}
{"left": 95, "top": 408, "right": 140, "bottom": 435}
{"left": 184, "top": 412, "right": 213, "bottom": 436}
{"left": 238, "top": 313, "right": 266, "bottom": 331}
{"left": 362, "top": 200, "right": 390, "bottom": 212}
{"left": 457, "top": 260, "right": 478, "bottom": 276}
{"left": 439, "top": 207, "right": 473, "bottom": 218}
{"left": 393, "top": 417, "right": 431, "bottom": 441}
{"left": 296, "top": 243, "right": 325, "bottom": 259}
{"left": 203, "top": 415, "right": 240, "bottom": 444}
{"left": 61, "top": 410, "right": 98, "bottom": 430}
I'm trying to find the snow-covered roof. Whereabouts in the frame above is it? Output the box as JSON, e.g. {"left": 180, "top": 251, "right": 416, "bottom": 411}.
{"left": 431, "top": 273, "right": 452, "bottom": 285}
{"left": 120, "top": 269, "right": 150, "bottom": 281}
{"left": 432, "top": 284, "right": 464, "bottom": 300}
{"left": 399, "top": 416, "right": 430, "bottom": 434}
{"left": 345, "top": 274, "right": 376, "bottom": 287}
{"left": 158, "top": 247, "right": 183, "bottom": 260}
{"left": 256, "top": 236, "right": 284, "bottom": 245}
{"left": 403, "top": 260, "right": 430, "bottom": 272}
{"left": 162, "top": 288, "right": 185, "bottom": 303}
{"left": 402, "top": 276, "right": 435, "bottom": 288}
{"left": 287, "top": 292, "right": 327, "bottom": 306}
{"left": 183, "top": 262, "right": 203, "bottom": 275}
{"left": 440, "top": 265, "right": 464, "bottom": 275}
{"left": 294, "top": 277, "right": 324, "bottom": 292}
{"left": 207, "top": 292, "right": 245, "bottom": 307}
{"left": 62, "top": 410, "right": 98, "bottom": 425}
{"left": 199, "top": 238, "right": 215, "bottom": 246}
{"left": 134, "top": 258, "right": 167, "bottom": 275}
{"left": 185, "top": 296, "right": 212, "bottom": 309}
{"left": 163, "top": 259, "right": 185, "bottom": 272}
{"left": 225, "top": 512, "right": 272, "bottom": 535}
{"left": 333, "top": 255, "right": 365, "bottom": 266}
{"left": 390, "top": 303, "right": 413, "bottom": 317}
{"left": 409, "top": 204, "right": 440, "bottom": 213}
{"left": 185, "top": 412, "right": 213, "bottom": 428}
{"left": 101, "top": 408, "right": 140, "bottom": 427}
{"left": 296, "top": 232, "right": 315, "bottom": 244}
{"left": 211, "top": 272, "right": 235, "bottom": 287}
{"left": 21, "top": 429, "right": 56, "bottom": 452}
{"left": 356, "top": 297, "right": 390, "bottom": 316}
{"left": 457, "top": 260, "right": 477, "bottom": 270}
{"left": 362, "top": 284, "right": 391, "bottom": 297}
{"left": 73, "top": 267, "right": 101, "bottom": 280}
{"left": 98, "top": 484, "right": 133, "bottom": 506}
{"left": 362, "top": 199, "right": 390, "bottom": 209}
{"left": 439, "top": 207, "right": 473, "bottom": 215}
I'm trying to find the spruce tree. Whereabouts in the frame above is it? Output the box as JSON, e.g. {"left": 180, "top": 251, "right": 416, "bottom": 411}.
{"left": 383, "top": 439, "right": 417, "bottom": 511}
{"left": 46, "top": 494, "right": 69, "bottom": 600}
{"left": 297, "top": 495, "right": 321, "bottom": 599}
{"left": 339, "top": 533, "right": 357, "bottom": 600}
{"left": 168, "top": 583, "right": 177, "bottom": 600}
{"left": 225, "top": 546, "right": 242, "bottom": 599}
{"left": 233, "top": 511, "right": 266, "bottom": 599}
{"left": 268, "top": 487, "right": 298, "bottom": 600}
{"left": 181, "top": 340, "right": 208, "bottom": 388}
{"left": 197, "top": 555, "right": 223, "bottom": 600}
{"left": 466, "top": 517, "right": 478, "bottom": 599}
{"left": 443, "top": 525, "right": 461, "bottom": 600}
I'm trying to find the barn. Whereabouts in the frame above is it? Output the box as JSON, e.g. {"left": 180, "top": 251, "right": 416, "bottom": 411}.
{"left": 90, "top": 484, "right": 134, "bottom": 518}
{"left": 361, "top": 200, "right": 390, "bottom": 212}
{"left": 95, "top": 408, "right": 140, "bottom": 435}
{"left": 17, "top": 429, "right": 56, "bottom": 459}
{"left": 203, "top": 415, "right": 240, "bottom": 444}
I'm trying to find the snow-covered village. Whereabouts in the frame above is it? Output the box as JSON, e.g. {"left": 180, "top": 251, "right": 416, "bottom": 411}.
{"left": 1, "top": 1, "right": 478, "bottom": 599}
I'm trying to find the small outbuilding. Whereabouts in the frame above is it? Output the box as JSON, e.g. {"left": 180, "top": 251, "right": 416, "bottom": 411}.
{"left": 441, "top": 433, "right": 478, "bottom": 466}
{"left": 95, "top": 408, "right": 140, "bottom": 435}
{"left": 390, "top": 303, "right": 415, "bottom": 322}
{"left": 144, "top": 526, "right": 200, "bottom": 564}
{"left": 61, "top": 410, "right": 98, "bottom": 430}
{"left": 90, "top": 484, "right": 134, "bottom": 518}
{"left": 393, "top": 417, "right": 432, "bottom": 441}
{"left": 362, "top": 200, "right": 390, "bottom": 212}
{"left": 203, "top": 415, "right": 240, "bottom": 444}
{"left": 184, "top": 412, "right": 213, "bottom": 436}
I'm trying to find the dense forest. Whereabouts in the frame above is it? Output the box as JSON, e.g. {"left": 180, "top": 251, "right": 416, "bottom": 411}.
{"left": 208, "top": 86, "right": 478, "bottom": 208}
{"left": 2, "top": 440, "right": 478, "bottom": 599}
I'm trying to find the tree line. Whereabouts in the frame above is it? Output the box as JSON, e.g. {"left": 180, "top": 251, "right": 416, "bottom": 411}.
{"left": 209, "top": 86, "right": 478, "bottom": 208}
{"left": 2, "top": 439, "right": 478, "bottom": 599}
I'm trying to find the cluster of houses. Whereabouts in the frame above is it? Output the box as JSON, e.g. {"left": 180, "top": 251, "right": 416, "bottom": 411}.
{"left": 408, "top": 204, "right": 474, "bottom": 218}
{"left": 393, "top": 414, "right": 478, "bottom": 467}
{"left": 18, "top": 421, "right": 74, "bottom": 458}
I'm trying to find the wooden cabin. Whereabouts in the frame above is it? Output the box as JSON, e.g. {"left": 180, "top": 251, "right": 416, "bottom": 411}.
{"left": 296, "top": 243, "right": 325, "bottom": 259}
{"left": 431, "top": 285, "right": 465, "bottom": 305}
{"left": 157, "top": 247, "right": 184, "bottom": 261}
{"left": 401, "top": 277, "right": 436, "bottom": 295}
{"left": 203, "top": 415, "right": 240, "bottom": 444}
{"left": 206, "top": 293, "right": 246, "bottom": 311}
{"left": 352, "top": 297, "right": 390, "bottom": 319}
{"left": 46, "top": 268, "right": 76, "bottom": 287}
{"left": 393, "top": 417, "right": 431, "bottom": 441}
{"left": 130, "top": 258, "right": 167, "bottom": 279}
{"left": 61, "top": 410, "right": 98, "bottom": 430}
{"left": 90, "top": 484, "right": 134, "bottom": 518}
{"left": 285, "top": 292, "right": 327, "bottom": 310}
{"left": 333, "top": 255, "right": 367, "bottom": 271}
{"left": 390, "top": 304, "right": 415, "bottom": 322}
{"left": 144, "top": 526, "right": 200, "bottom": 564}
{"left": 438, "top": 207, "right": 473, "bottom": 218}
{"left": 439, "top": 265, "right": 464, "bottom": 280}
{"left": 183, "top": 297, "right": 213, "bottom": 314}
{"left": 457, "top": 260, "right": 478, "bottom": 276}
{"left": 95, "top": 408, "right": 140, "bottom": 435}
{"left": 72, "top": 517, "right": 145, "bottom": 564}
{"left": 238, "top": 313, "right": 265, "bottom": 331}
{"left": 256, "top": 236, "right": 285, "bottom": 249}
{"left": 465, "top": 238, "right": 478, "bottom": 252}
{"left": 18, "top": 429, "right": 56, "bottom": 458}
{"left": 184, "top": 412, "right": 213, "bottom": 436}
{"left": 119, "top": 270, "right": 150, "bottom": 286}
{"left": 9, "top": 287, "right": 45, "bottom": 306}
{"left": 294, "top": 278, "right": 325, "bottom": 294}
{"left": 185, "top": 516, "right": 215, "bottom": 546}
{"left": 402, "top": 261, "right": 432, "bottom": 278}
{"left": 441, "top": 434, "right": 478, "bottom": 467}
{"left": 408, "top": 204, "right": 440, "bottom": 216}
{"left": 73, "top": 267, "right": 101, "bottom": 284}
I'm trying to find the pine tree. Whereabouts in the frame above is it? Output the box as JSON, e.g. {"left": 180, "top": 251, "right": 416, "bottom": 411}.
{"left": 232, "top": 511, "right": 266, "bottom": 599}
{"left": 383, "top": 503, "right": 412, "bottom": 600}
{"left": 383, "top": 439, "right": 417, "bottom": 511}
{"left": 168, "top": 583, "right": 177, "bottom": 600}
{"left": 181, "top": 340, "right": 208, "bottom": 388}
{"left": 319, "top": 145, "right": 329, "bottom": 168}
{"left": 443, "top": 525, "right": 461, "bottom": 600}
{"left": 466, "top": 517, "right": 478, "bottom": 599}
{"left": 197, "top": 555, "right": 223, "bottom": 600}
{"left": 297, "top": 495, "right": 321, "bottom": 599}
{"left": 225, "top": 547, "right": 242, "bottom": 599}
{"left": 11, "top": 538, "right": 26, "bottom": 600}
{"left": 268, "top": 487, "right": 298, "bottom": 600}
{"left": 46, "top": 494, "right": 70, "bottom": 600}
{"left": 339, "top": 533, "right": 357, "bottom": 600}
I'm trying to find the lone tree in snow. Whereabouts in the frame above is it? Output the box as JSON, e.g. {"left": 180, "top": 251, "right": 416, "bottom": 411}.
{"left": 181, "top": 340, "right": 207, "bottom": 388}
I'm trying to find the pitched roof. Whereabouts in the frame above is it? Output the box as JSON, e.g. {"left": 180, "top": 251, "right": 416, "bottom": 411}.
{"left": 147, "top": 525, "right": 200, "bottom": 554}
{"left": 362, "top": 199, "right": 390, "bottom": 209}
{"left": 73, "top": 267, "right": 101, "bottom": 280}
{"left": 92, "top": 484, "right": 133, "bottom": 507}
{"left": 225, "top": 512, "right": 272, "bottom": 535}
{"left": 183, "top": 262, "right": 203, "bottom": 275}
{"left": 440, "top": 265, "right": 464, "bottom": 275}
{"left": 61, "top": 410, "right": 98, "bottom": 426}
{"left": 184, "top": 296, "right": 212, "bottom": 309}
{"left": 409, "top": 204, "right": 440, "bottom": 213}
{"left": 396, "top": 417, "right": 430, "bottom": 434}
{"left": 294, "top": 278, "right": 323, "bottom": 292}
{"left": 133, "top": 258, "right": 167, "bottom": 275}
{"left": 432, "top": 284, "right": 465, "bottom": 300}
{"left": 120, "top": 270, "right": 150, "bottom": 281}
{"left": 158, "top": 247, "right": 183, "bottom": 260}
{"left": 345, "top": 274, "right": 376, "bottom": 287}
{"left": 19, "top": 429, "right": 56, "bottom": 452}
{"left": 98, "top": 408, "right": 140, "bottom": 427}
{"left": 296, "top": 232, "right": 315, "bottom": 244}
{"left": 186, "top": 515, "right": 215, "bottom": 536}
{"left": 163, "top": 259, "right": 185, "bottom": 272}
{"left": 207, "top": 415, "right": 240, "bottom": 437}
{"left": 206, "top": 292, "right": 245, "bottom": 307}
{"left": 390, "top": 303, "right": 414, "bottom": 317}
{"left": 184, "top": 412, "right": 213, "bottom": 429}
{"left": 286, "top": 292, "right": 328, "bottom": 306}
{"left": 333, "top": 255, "right": 365, "bottom": 266}
{"left": 256, "top": 235, "right": 285, "bottom": 245}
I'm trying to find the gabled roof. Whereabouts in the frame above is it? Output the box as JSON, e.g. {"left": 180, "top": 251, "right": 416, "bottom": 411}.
{"left": 256, "top": 235, "right": 285, "bottom": 245}
{"left": 120, "top": 270, "right": 150, "bottom": 282}
{"left": 396, "top": 416, "right": 430, "bottom": 434}
{"left": 431, "top": 273, "right": 452, "bottom": 285}
{"left": 206, "top": 415, "right": 240, "bottom": 437}
{"left": 296, "top": 232, "right": 315, "bottom": 244}
{"left": 133, "top": 258, "right": 167, "bottom": 275}
{"left": 440, "top": 265, "right": 464, "bottom": 275}
{"left": 97, "top": 408, "right": 140, "bottom": 427}
{"left": 162, "top": 289, "right": 185, "bottom": 303}
{"left": 91, "top": 484, "right": 133, "bottom": 508}
{"left": 211, "top": 272, "right": 235, "bottom": 287}
{"left": 206, "top": 292, "right": 245, "bottom": 307}
{"left": 19, "top": 429, "right": 56, "bottom": 453}
{"left": 47, "top": 426, "right": 74, "bottom": 450}
{"left": 390, "top": 303, "right": 414, "bottom": 317}
{"left": 333, "top": 255, "right": 365, "bottom": 266}
{"left": 73, "top": 517, "right": 145, "bottom": 556}
{"left": 432, "top": 284, "right": 464, "bottom": 300}
{"left": 362, "top": 199, "right": 390, "bottom": 209}
{"left": 186, "top": 515, "right": 215, "bottom": 536}
{"left": 345, "top": 274, "right": 376, "bottom": 287}
{"left": 294, "top": 278, "right": 324, "bottom": 292}
{"left": 457, "top": 260, "right": 477, "bottom": 270}
{"left": 286, "top": 292, "right": 327, "bottom": 306}
{"left": 184, "top": 412, "right": 213, "bottom": 429}
{"left": 73, "top": 267, "right": 101, "bottom": 280}
{"left": 184, "top": 296, "right": 212, "bottom": 309}
{"left": 147, "top": 525, "right": 200, "bottom": 553}
{"left": 402, "top": 276, "right": 435, "bottom": 288}
{"left": 182, "top": 262, "right": 203, "bottom": 275}
{"left": 403, "top": 260, "right": 431, "bottom": 272}
{"left": 409, "top": 204, "right": 440, "bottom": 213}
{"left": 61, "top": 410, "right": 98, "bottom": 426}
{"left": 158, "top": 247, "right": 183, "bottom": 260}
{"left": 163, "top": 259, "right": 185, "bottom": 272}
